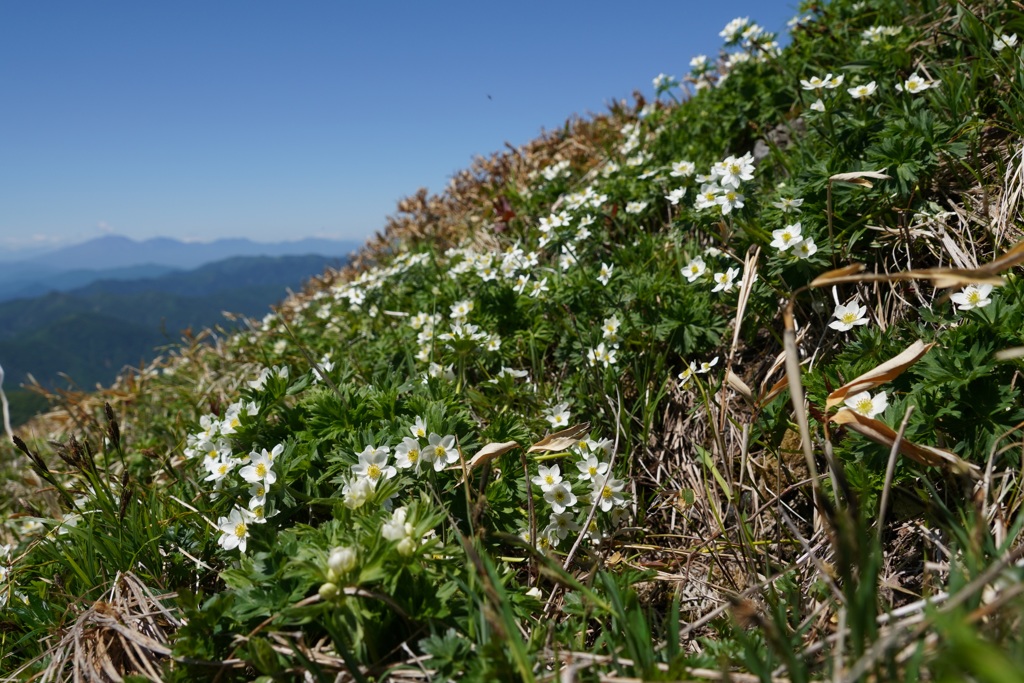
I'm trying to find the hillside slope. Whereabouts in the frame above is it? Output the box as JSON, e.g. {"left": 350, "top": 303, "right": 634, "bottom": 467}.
{"left": 3, "top": 1, "right": 1024, "bottom": 680}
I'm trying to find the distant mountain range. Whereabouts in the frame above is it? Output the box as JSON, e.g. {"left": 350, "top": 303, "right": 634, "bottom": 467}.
{"left": 0, "top": 235, "right": 359, "bottom": 303}
{"left": 0, "top": 236, "right": 362, "bottom": 425}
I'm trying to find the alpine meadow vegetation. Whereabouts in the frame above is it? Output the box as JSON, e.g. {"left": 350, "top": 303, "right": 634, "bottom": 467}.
{"left": 3, "top": 0, "right": 1024, "bottom": 680}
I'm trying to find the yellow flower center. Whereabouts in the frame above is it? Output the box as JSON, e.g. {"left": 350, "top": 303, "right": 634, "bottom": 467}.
{"left": 256, "top": 463, "right": 267, "bottom": 477}
{"left": 855, "top": 398, "right": 874, "bottom": 415}
{"left": 601, "top": 486, "right": 613, "bottom": 500}
{"left": 234, "top": 522, "right": 247, "bottom": 539}
{"left": 841, "top": 312, "right": 858, "bottom": 323}
{"left": 367, "top": 464, "right": 381, "bottom": 479}
{"left": 408, "top": 448, "right": 419, "bottom": 463}
{"left": 434, "top": 445, "right": 447, "bottom": 458}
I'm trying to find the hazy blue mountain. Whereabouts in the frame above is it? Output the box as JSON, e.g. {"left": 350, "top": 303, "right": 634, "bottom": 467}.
{"left": 23, "top": 235, "right": 359, "bottom": 271}
{"left": 0, "top": 264, "right": 180, "bottom": 302}
{"left": 0, "top": 253, "right": 348, "bottom": 393}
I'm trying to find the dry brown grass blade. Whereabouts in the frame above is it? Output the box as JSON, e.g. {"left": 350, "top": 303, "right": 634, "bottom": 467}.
{"left": 527, "top": 422, "right": 590, "bottom": 453}
{"left": 809, "top": 263, "right": 866, "bottom": 287}
{"left": 758, "top": 375, "right": 790, "bottom": 407}
{"left": 463, "top": 440, "right": 519, "bottom": 470}
{"left": 829, "top": 169, "right": 893, "bottom": 187}
{"left": 811, "top": 265, "right": 1004, "bottom": 289}
{"left": 782, "top": 300, "right": 822, "bottom": 497}
{"left": 831, "top": 408, "right": 978, "bottom": 474}
{"left": 995, "top": 346, "right": 1024, "bottom": 361}
{"left": 825, "top": 340, "right": 935, "bottom": 410}
{"left": 730, "top": 246, "right": 760, "bottom": 355}
{"left": 811, "top": 239, "right": 1024, "bottom": 291}
{"left": 726, "top": 370, "right": 754, "bottom": 405}
{"left": 30, "top": 572, "right": 181, "bottom": 683}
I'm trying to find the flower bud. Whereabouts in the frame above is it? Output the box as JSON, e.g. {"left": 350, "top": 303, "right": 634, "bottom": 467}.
{"left": 318, "top": 582, "right": 339, "bottom": 602}
{"left": 396, "top": 536, "right": 417, "bottom": 557}
{"left": 328, "top": 546, "right": 357, "bottom": 576}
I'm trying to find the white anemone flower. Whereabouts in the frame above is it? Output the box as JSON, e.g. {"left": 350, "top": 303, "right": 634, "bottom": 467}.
{"left": 845, "top": 391, "right": 888, "bottom": 419}
{"left": 682, "top": 256, "right": 707, "bottom": 283}
{"left": 217, "top": 507, "right": 254, "bottom": 553}
{"left": 829, "top": 302, "right": 869, "bottom": 331}
{"left": 950, "top": 284, "right": 993, "bottom": 310}
{"left": 994, "top": 33, "right": 1018, "bottom": 52}
{"left": 770, "top": 222, "right": 803, "bottom": 251}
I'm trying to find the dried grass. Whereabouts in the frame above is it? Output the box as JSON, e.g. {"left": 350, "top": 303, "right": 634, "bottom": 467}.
{"left": 6, "top": 572, "right": 180, "bottom": 683}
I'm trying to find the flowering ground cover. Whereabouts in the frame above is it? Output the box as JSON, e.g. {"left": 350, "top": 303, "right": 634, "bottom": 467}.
{"left": 2, "top": 0, "right": 1024, "bottom": 680}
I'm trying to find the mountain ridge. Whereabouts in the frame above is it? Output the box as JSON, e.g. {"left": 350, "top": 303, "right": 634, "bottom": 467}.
{"left": 19, "top": 234, "right": 359, "bottom": 270}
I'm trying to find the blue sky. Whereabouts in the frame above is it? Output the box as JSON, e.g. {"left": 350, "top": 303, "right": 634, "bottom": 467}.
{"left": 1, "top": 1, "right": 798, "bottom": 253}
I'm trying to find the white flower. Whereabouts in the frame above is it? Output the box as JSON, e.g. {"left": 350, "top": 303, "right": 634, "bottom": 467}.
{"left": 824, "top": 73, "right": 845, "bottom": 89}
{"left": 248, "top": 482, "right": 267, "bottom": 510}
{"left": 682, "top": 256, "right": 707, "bottom": 283}
{"left": 694, "top": 184, "right": 722, "bottom": 211}
{"left": 697, "top": 356, "right": 719, "bottom": 374}
{"left": 576, "top": 455, "right": 609, "bottom": 482}
{"left": 342, "top": 477, "right": 374, "bottom": 509}
{"left": 450, "top": 299, "right": 474, "bottom": 320}
{"left": 677, "top": 362, "right": 697, "bottom": 387}
{"left": 845, "top": 391, "right": 888, "bottom": 418}
{"left": 411, "top": 413, "right": 428, "bottom": 440}
{"left": 426, "top": 433, "right": 459, "bottom": 471}
{"left": 896, "top": 73, "right": 939, "bottom": 94}
{"left": 716, "top": 154, "right": 755, "bottom": 189}
{"left": 597, "top": 262, "right": 614, "bottom": 286}
{"left": 994, "top": 33, "right": 1018, "bottom": 52}
{"left": 716, "top": 189, "right": 745, "bottom": 215}
{"left": 793, "top": 237, "right": 818, "bottom": 259}
{"left": 592, "top": 474, "right": 626, "bottom": 512}
{"left": 327, "top": 546, "right": 358, "bottom": 577}
{"left": 601, "top": 315, "right": 621, "bottom": 343}
{"left": 670, "top": 160, "right": 696, "bottom": 177}
{"left": 861, "top": 25, "right": 901, "bottom": 44}
{"left": 381, "top": 507, "right": 408, "bottom": 541}
{"left": 665, "top": 187, "right": 687, "bottom": 205}
{"left": 394, "top": 437, "right": 423, "bottom": 471}
{"left": 652, "top": 72, "right": 677, "bottom": 90}
{"left": 352, "top": 445, "right": 396, "bottom": 485}
{"left": 720, "top": 17, "right": 749, "bottom": 43}
{"left": 689, "top": 55, "right": 708, "bottom": 72}
{"left": 545, "top": 402, "right": 571, "bottom": 428}
{"left": 239, "top": 448, "right": 278, "bottom": 486}
{"left": 625, "top": 201, "right": 648, "bottom": 215}
{"left": 587, "top": 343, "right": 618, "bottom": 368}
{"left": 810, "top": 98, "right": 826, "bottom": 112}
{"left": 711, "top": 268, "right": 739, "bottom": 293}
{"left": 949, "top": 284, "right": 994, "bottom": 310}
{"left": 829, "top": 302, "right": 869, "bottom": 331}
{"left": 532, "top": 464, "right": 563, "bottom": 492}
{"left": 800, "top": 74, "right": 831, "bottom": 90}
{"left": 545, "top": 511, "right": 582, "bottom": 541}
{"left": 217, "top": 507, "right": 253, "bottom": 553}
{"left": 544, "top": 482, "right": 578, "bottom": 514}
{"left": 848, "top": 81, "right": 878, "bottom": 99}
{"left": 248, "top": 365, "right": 288, "bottom": 391}
{"left": 770, "top": 222, "right": 803, "bottom": 251}
{"left": 203, "top": 454, "right": 237, "bottom": 483}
